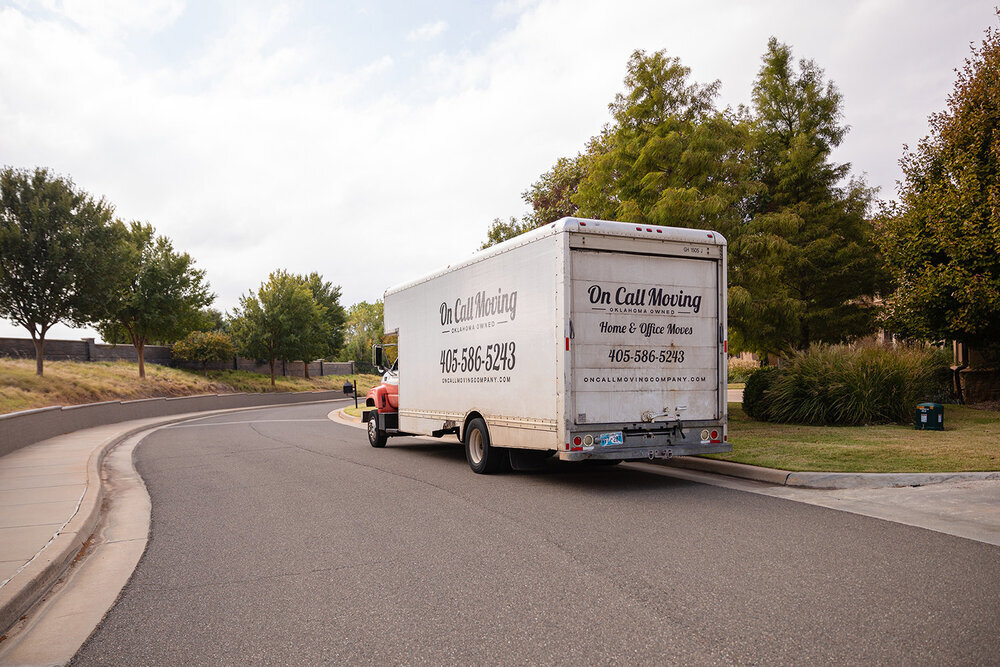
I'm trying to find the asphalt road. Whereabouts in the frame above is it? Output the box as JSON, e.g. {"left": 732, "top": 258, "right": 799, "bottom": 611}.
{"left": 73, "top": 402, "right": 999, "bottom": 664}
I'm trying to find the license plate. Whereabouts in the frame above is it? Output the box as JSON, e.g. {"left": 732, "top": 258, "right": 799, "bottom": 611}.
{"left": 599, "top": 431, "right": 623, "bottom": 447}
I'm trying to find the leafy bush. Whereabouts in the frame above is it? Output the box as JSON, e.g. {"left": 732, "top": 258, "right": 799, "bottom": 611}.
{"left": 728, "top": 356, "right": 763, "bottom": 384}
{"left": 172, "top": 331, "right": 236, "bottom": 375}
{"left": 750, "top": 344, "right": 950, "bottom": 426}
{"left": 742, "top": 366, "right": 779, "bottom": 420}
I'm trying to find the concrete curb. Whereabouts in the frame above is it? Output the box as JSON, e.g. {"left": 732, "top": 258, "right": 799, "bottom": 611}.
{"left": 657, "top": 456, "right": 1000, "bottom": 489}
{"left": 333, "top": 410, "right": 999, "bottom": 490}
{"left": 337, "top": 408, "right": 362, "bottom": 424}
{"left": 0, "top": 398, "right": 345, "bottom": 637}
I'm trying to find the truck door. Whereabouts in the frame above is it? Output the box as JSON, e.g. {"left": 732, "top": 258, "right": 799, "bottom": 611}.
{"left": 569, "top": 247, "right": 720, "bottom": 426}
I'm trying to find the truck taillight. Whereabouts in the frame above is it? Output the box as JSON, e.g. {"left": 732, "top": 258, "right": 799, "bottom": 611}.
{"left": 573, "top": 436, "right": 582, "bottom": 446}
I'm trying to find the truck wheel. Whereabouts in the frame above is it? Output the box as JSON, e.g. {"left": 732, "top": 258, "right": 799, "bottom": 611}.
{"left": 368, "top": 416, "right": 387, "bottom": 448}
{"left": 464, "top": 418, "right": 507, "bottom": 474}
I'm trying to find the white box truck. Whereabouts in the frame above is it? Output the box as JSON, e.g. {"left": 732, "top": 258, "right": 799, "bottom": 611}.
{"left": 363, "top": 217, "right": 731, "bottom": 473}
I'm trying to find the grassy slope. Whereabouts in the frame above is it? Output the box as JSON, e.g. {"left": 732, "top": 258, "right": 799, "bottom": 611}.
{"left": 713, "top": 402, "right": 1000, "bottom": 473}
{"left": 0, "top": 358, "right": 380, "bottom": 415}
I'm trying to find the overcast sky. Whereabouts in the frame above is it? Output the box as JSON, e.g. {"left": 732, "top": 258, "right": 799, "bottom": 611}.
{"left": 1, "top": 0, "right": 995, "bottom": 342}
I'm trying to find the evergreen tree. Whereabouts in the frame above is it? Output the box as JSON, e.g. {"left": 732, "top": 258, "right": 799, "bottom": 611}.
{"left": 729, "top": 38, "right": 884, "bottom": 356}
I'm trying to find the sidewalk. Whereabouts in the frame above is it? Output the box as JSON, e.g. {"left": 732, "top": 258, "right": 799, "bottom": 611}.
{"left": 0, "top": 414, "right": 207, "bottom": 636}
{"left": 0, "top": 398, "right": 343, "bottom": 638}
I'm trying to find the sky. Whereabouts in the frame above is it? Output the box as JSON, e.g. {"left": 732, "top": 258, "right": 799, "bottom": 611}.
{"left": 0, "top": 0, "right": 996, "bottom": 342}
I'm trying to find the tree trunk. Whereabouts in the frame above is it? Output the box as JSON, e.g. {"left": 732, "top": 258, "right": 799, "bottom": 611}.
{"left": 134, "top": 338, "right": 147, "bottom": 379}
{"left": 31, "top": 334, "right": 45, "bottom": 376}
{"left": 269, "top": 358, "right": 276, "bottom": 388}
{"left": 303, "top": 361, "right": 310, "bottom": 380}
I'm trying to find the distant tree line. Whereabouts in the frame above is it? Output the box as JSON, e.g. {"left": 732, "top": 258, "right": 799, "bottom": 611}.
{"left": 0, "top": 166, "right": 382, "bottom": 382}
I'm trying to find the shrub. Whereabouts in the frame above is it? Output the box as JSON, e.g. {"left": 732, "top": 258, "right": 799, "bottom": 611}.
{"left": 728, "top": 356, "right": 762, "bottom": 384}
{"left": 172, "top": 331, "right": 236, "bottom": 375}
{"left": 742, "top": 366, "right": 779, "bottom": 420}
{"left": 758, "top": 344, "right": 950, "bottom": 426}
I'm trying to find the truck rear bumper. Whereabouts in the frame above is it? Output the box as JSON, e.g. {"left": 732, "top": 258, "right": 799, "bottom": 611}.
{"left": 559, "top": 442, "right": 731, "bottom": 462}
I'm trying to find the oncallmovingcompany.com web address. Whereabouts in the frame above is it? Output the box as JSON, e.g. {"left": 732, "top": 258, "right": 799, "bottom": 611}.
{"left": 582, "top": 376, "right": 707, "bottom": 383}
{"left": 442, "top": 375, "right": 511, "bottom": 384}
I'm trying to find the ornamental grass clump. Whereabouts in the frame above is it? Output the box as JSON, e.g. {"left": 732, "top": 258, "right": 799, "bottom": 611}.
{"left": 747, "top": 344, "right": 949, "bottom": 426}
{"left": 727, "top": 355, "right": 761, "bottom": 384}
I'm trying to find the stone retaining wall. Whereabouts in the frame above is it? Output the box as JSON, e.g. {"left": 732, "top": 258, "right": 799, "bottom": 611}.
{"left": 0, "top": 390, "right": 345, "bottom": 458}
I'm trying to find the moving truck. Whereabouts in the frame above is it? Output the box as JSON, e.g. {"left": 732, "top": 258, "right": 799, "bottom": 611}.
{"left": 363, "top": 217, "right": 732, "bottom": 474}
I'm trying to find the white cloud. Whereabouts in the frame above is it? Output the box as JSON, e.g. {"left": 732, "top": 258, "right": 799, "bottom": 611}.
{"left": 23, "top": 0, "right": 184, "bottom": 37}
{"left": 407, "top": 19, "right": 447, "bottom": 41}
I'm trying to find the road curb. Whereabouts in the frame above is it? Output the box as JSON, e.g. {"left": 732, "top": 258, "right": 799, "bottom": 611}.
{"left": 331, "top": 412, "right": 999, "bottom": 490}
{"left": 655, "top": 456, "right": 1000, "bottom": 489}
{"left": 0, "top": 398, "right": 346, "bottom": 638}
{"left": 337, "top": 408, "right": 362, "bottom": 424}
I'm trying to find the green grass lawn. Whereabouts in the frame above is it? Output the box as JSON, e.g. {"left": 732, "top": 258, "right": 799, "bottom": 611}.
{"left": 712, "top": 402, "right": 1000, "bottom": 473}
{"left": 343, "top": 404, "right": 367, "bottom": 418}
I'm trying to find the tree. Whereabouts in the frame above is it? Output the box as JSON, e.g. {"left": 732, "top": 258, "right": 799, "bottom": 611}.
{"left": 480, "top": 153, "right": 592, "bottom": 249}
{"left": 0, "top": 166, "right": 124, "bottom": 375}
{"left": 297, "top": 272, "right": 347, "bottom": 377}
{"left": 195, "top": 307, "right": 228, "bottom": 333}
{"left": 230, "top": 270, "right": 329, "bottom": 387}
{"left": 341, "top": 300, "right": 390, "bottom": 373}
{"left": 481, "top": 50, "right": 746, "bottom": 249}
{"left": 480, "top": 216, "right": 535, "bottom": 249}
{"left": 876, "top": 14, "right": 1000, "bottom": 348}
{"left": 728, "top": 38, "right": 884, "bottom": 357}
{"left": 98, "top": 223, "right": 214, "bottom": 379}
{"left": 573, "top": 50, "right": 748, "bottom": 234}
{"left": 172, "top": 330, "right": 236, "bottom": 375}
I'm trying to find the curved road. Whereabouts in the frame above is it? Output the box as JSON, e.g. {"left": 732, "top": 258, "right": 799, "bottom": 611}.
{"left": 73, "top": 402, "right": 998, "bottom": 664}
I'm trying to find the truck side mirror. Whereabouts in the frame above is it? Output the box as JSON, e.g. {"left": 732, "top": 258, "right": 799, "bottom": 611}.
{"left": 372, "top": 345, "right": 384, "bottom": 369}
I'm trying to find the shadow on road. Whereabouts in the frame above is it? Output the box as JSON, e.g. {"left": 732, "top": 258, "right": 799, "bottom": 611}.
{"left": 376, "top": 438, "right": 698, "bottom": 492}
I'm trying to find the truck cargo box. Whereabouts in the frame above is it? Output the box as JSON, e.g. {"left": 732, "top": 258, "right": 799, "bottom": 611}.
{"left": 376, "top": 217, "right": 731, "bottom": 472}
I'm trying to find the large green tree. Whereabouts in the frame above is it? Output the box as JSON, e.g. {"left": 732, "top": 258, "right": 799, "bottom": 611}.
{"left": 0, "top": 166, "right": 125, "bottom": 375}
{"left": 98, "top": 223, "right": 214, "bottom": 378}
{"left": 341, "top": 300, "right": 389, "bottom": 373}
{"left": 728, "top": 38, "right": 884, "bottom": 357}
{"left": 481, "top": 50, "right": 747, "bottom": 249}
{"left": 297, "top": 272, "right": 347, "bottom": 376}
{"left": 230, "top": 270, "right": 329, "bottom": 386}
{"left": 876, "top": 15, "right": 1000, "bottom": 348}
{"left": 573, "top": 50, "right": 748, "bottom": 233}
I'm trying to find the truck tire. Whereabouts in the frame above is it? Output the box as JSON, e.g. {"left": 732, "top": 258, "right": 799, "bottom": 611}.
{"left": 464, "top": 418, "right": 507, "bottom": 474}
{"left": 368, "top": 416, "right": 387, "bottom": 448}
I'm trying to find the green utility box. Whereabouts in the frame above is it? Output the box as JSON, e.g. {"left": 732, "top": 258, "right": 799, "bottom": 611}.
{"left": 915, "top": 402, "right": 944, "bottom": 431}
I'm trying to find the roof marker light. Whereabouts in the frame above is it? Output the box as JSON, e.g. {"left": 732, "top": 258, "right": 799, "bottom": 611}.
{"left": 579, "top": 222, "right": 586, "bottom": 226}
{"left": 646, "top": 228, "right": 653, "bottom": 232}
{"left": 656, "top": 229, "right": 662, "bottom": 233}
{"left": 636, "top": 226, "right": 642, "bottom": 231}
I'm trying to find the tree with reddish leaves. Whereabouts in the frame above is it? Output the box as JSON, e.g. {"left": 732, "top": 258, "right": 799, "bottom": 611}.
{"left": 877, "top": 12, "right": 1000, "bottom": 348}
